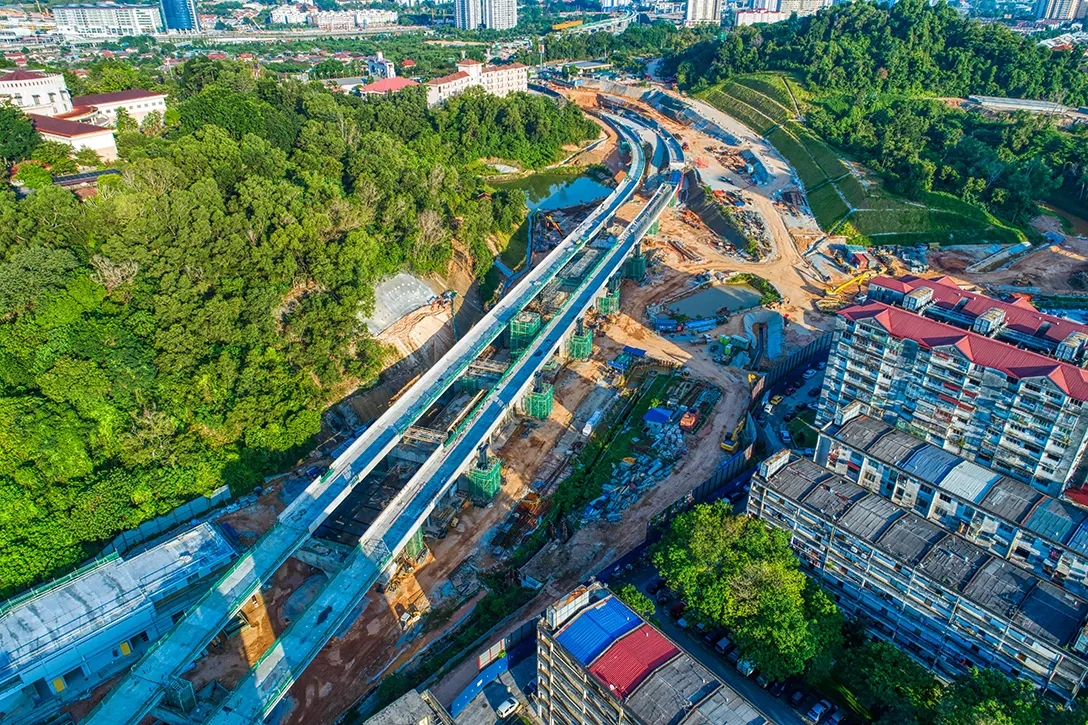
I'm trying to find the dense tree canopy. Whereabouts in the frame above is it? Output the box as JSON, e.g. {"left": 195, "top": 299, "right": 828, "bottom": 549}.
{"left": 0, "top": 67, "right": 596, "bottom": 596}
{"left": 666, "top": 0, "right": 1088, "bottom": 104}
{"left": 652, "top": 501, "right": 843, "bottom": 681}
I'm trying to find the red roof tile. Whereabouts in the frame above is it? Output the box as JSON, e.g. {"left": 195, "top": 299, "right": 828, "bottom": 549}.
{"left": 588, "top": 624, "right": 679, "bottom": 699}
{"left": 0, "top": 69, "right": 47, "bottom": 82}
{"left": 28, "top": 113, "right": 111, "bottom": 138}
{"left": 839, "top": 302, "right": 1088, "bottom": 402}
{"left": 870, "top": 275, "right": 1088, "bottom": 346}
{"left": 71, "top": 89, "right": 165, "bottom": 106}
{"left": 483, "top": 62, "right": 528, "bottom": 73}
{"left": 427, "top": 70, "right": 469, "bottom": 87}
{"left": 360, "top": 77, "right": 418, "bottom": 94}
{"left": 456, "top": 58, "right": 483, "bottom": 65}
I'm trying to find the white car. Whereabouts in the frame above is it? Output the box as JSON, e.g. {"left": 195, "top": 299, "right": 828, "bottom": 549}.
{"left": 497, "top": 697, "right": 521, "bottom": 719}
{"left": 806, "top": 700, "right": 832, "bottom": 723}
{"left": 802, "top": 368, "right": 818, "bottom": 379}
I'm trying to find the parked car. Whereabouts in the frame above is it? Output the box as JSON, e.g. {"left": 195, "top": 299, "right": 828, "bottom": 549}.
{"left": 770, "top": 394, "right": 785, "bottom": 405}
{"left": 763, "top": 402, "right": 776, "bottom": 415}
{"left": 714, "top": 635, "right": 735, "bottom": 655}
{"left": 816, "top": 361, "right": 827, "bottom": 370}
{"left": 755, "top": 673, "right": 771, "bottom": 689}
{"left": 647, "top": 578, "right": 665, "bottom": 594}
{"left": 806, "top": 700, "right": 832, "bottom": 723}
{"left": 768, "top": 681, "right": 786, "bottom": 698}
{"left": 497, "top": 697, "right": 521, "bottom": 719}
{"left": 808, "top": 387, "right": 821, "bottom": 398}
{"left": 786, "top": 385, "right": 798, "bottom": 395}
{"left": 802, "top": 368, "right": 818, "bottom": 379}
{"left": 655, "top": 590, "right": 671, "bottom": 604}
{"left": 788, "top": 689, "right": 806, "bottom": 708}
{"left": 825, "top": 710, "right": 844, "bottom": 725}
{"left": 781, "top": 428, "right": 792, "bottom": 444}
{"left": 670, "top": 602, "right": 687, "bottom": 619}
{"left": 736, "top": 659, "right": 756, "bottom": 677}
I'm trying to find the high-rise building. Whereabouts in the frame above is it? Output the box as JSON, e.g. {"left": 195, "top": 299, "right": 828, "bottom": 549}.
{"left": 817, "top": 275, "right": 1088, "bottom": 498}
{"left": 777, "top": 0, "right": 832, "bottom": 15}
{"left": 1034, "top": 0, "right": 1084, "bottom": 21}
{"left": 53, "top": 3, "right": 163, "bottom": 37}
{"left": 684, "top": 0, "right": 722, "bottom": 25}
{"left": 454, "top": 0, "right": 481, "bottom": 30}
{"left": 817, "top": 408, "right": 1088, "bottom": 599}
{"left": 536, "top": 583, "right": 768, "bottom": 725}
{"left": 749, "top": 451, "right": 1088, "bottom": 702}
{"left": 158, "top": 0, "right": 198, "bottom": 31}
{"left": 482, "top": 0, "right": 516, "bottom": 29}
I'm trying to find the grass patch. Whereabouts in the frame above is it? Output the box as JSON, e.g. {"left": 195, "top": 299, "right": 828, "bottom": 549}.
{"left": 702, "top": 88, "right": 777, "bottom": 135}
{"left": 786, "top": 408, "right": 817, "bottom": 450}
{"left": 500, "top": 216, "right": 530, "bottom": 270}
{"left": 807, "top": 183, "right": 850, "bottom": 230}
{"left": 723, "top": 81, "right": 791, "bottom": 124}
{"left": 833, "top": 174, "right": 875, "bottom": 210}
{"left": 734, "top": 74, "right": 796, "bottom": 110}
{"left": 786, "top": 121, "right": 851, "bottom": 180}
{"left": 765, "top": 126, "right": 827, "bottom": 190}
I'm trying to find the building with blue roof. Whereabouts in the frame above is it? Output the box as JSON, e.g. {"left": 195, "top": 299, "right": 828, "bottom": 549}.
{"left": 642, "top": 408, "right": 672, "bottom": 430}
{"left": 555, "top": 596, "right": 640, "bottom": 665}
{"left": 819, "top": 410, "right": 1088, "bottom": 599}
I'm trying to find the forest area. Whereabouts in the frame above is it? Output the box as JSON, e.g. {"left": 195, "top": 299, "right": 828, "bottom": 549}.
{"left": 0, "top": 58, "right": 598, "bottom": 596}
{"left": 664, "top": 0, "right": 1088, "bottom": 227}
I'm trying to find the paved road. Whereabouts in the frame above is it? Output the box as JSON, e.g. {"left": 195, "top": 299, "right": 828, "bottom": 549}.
{"left": 755, "top": 362, "right": 826, "bottom": 451}
{"left": 618, "top": 566, "right": 808, "bottom": 725}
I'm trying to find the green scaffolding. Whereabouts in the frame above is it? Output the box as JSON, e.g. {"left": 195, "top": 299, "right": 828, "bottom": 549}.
{"left": 648, "top": 219, "right": 660, "bottom": 235}
{"left": 404, "top": 527, "right": 426, "bottom": 560}
{"left": 625, "top": 253, "right": 647, "bottom": 281}
{"left": 467, "top": 457, "right": 503, "bottom": 501}
{"left": 527, "top": 383, "right": 554, "bottom": 419}
{"left": 597, "top": 288, "right": 621, "bottom": 316}
{"left": 509, "top": 311, "right": 542, "bottom": 356}
{"left": 569, "top": 330, "right": 593, "bottom": 360}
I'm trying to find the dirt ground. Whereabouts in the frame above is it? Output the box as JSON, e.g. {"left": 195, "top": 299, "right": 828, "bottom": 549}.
{"left": 937, "top": 238, "right": 1088, "bottom": 293}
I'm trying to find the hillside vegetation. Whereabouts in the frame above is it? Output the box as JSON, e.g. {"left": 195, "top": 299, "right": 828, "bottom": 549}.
{"left": 0, "top": 66, "right": 597, "bottom": 596}
{"left": 667, "top": 0, "right": 1088, "bottom": 239}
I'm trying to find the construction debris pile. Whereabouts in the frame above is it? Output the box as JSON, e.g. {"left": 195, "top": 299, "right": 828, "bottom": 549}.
{"left": 580, "top": 444, "right": 683, "bottom": 527}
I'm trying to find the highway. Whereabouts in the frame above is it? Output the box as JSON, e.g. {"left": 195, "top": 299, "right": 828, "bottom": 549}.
{"left": 203, "top": 117, "right": 684, "bottom": 725}
{"left": 79, "top": 115, "right": 649, "bottom": 725}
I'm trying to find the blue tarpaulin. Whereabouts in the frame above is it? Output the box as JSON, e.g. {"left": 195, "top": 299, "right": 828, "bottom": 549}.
{"left": 643, "top": 407, "right": 672, "bottom": 425}
{"left": 623, "top": 346, "right": 647, "bottom": 358}
{"left": 451, "top": 656, "right": 509, "bottom": 717}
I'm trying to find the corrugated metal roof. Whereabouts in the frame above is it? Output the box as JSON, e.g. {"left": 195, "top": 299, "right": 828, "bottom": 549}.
{"left": 555, "top": 596, "right": 640, "bottom": 665}
{"left": 589, "top": 624, "right": 679, "bottom": 699}
{"left": 837, "top": 494, "right": 903, "bottom": 541}
{"left": 876, "top": 515, "right": 945, "bottom": 565}
{"left": 899, "top": 446, "right": 961, "bottom": 485}
{"left": 1024, "top": 499, "right": 1086, "bottom": 544}
{"left": 937, "top": 461, "right": 999, "bottom": 503}
{"left": 624, "top": 655, "right": 719, "bottom": 725}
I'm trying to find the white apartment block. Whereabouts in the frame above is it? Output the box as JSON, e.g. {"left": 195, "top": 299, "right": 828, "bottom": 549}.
{"left": 270, "top": 5, "right": 307, "bottom": 23}
{"left": 777, "top": 0, "right": 833, "bottom": 14}
{"left": 454, "top": 0, "right": 481, "bottom": 29}
{"left": 818, "top": 275, "right": 1088, "bottom": 498}
{"left": 309, "top": 9, "right": 396, "bottom": 30}
{"left": 818, "top": 409, "right": 1088, "bottom": 600}
{"left": 685, "top": 0, "right": 722, "bottom": 25}
{"left": 0, "top": 524, "right": 235, "bottom": 725}
{"left": 69, "top": 89, "right": 168, "bottom": 126}
{"left": 426, "top": 59, "right": 528, "bottom": 105}
{"left": 53, "top": 2, "right": 164, "bottom": 37}
{"left": 750, "top": 451, "right": 1088, "bottom": 703}
{"left": 0, "top": 69, "right": 71, "bottom": 116}
{"left": 482, "top": 0, "right": 516, "bottom": 30}
{"left": 355, "top": 8, "right": 398, "bottom": 27}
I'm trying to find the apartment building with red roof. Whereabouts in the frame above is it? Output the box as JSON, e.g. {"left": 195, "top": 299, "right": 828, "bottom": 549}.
{"left": 425, "top": 58, "right": 528, "bottom": 105}
{"left": 817, "top": 276, "right": 1088, "bottom": 498}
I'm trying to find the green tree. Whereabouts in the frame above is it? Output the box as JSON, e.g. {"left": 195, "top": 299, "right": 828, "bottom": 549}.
{"left": 936, "top": 669, "right": 1043, "bottom": 725}
{"left": 14, "top": 161, "right": 51, "bottom": 189}
{"left": 615, "top": 584, "right": 654, "bottom": 617}
{"left": 0, "top": 104, "right": 39, "bottom": 168}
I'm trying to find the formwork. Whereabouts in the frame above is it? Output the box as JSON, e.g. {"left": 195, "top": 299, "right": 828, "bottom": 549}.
{"left": 598, "top": 289, "right": 621, "bottom": 316}
{"left": 648, "top": 219, "right": 660, "bottom": 235}
{"left": 624, "top": 253, "right": 646, "bottom": 281}
{"left": 468, "top": 457, "right": 503, "bottom": 501}
{"left": 569, "top": 331, "right": 593, "bottom": 359}
{"left": 509, "top": 311, "right": 542, "bottom": 356}
{"left": 404, "top": 527, "right": 426, "bottom": 560}
{"left": 527, "top": 383, "right": 554, "bottom": 419}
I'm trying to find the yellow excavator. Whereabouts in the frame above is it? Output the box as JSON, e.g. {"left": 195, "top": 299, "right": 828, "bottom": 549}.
{"left": 824, "top": 269, "right": 878, "bottom": 297}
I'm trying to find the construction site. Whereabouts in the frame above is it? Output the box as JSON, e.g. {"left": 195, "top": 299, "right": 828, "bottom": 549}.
{"left": 26, "top": 83, "right": 899, "bottom": 725}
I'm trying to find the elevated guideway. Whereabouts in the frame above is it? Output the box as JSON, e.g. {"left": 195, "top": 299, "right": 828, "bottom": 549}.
{"left": 203, "top": 119, "right": 684, "bottom": 725}
{"left": 80, "top": 115, "right": 649, "bottom": 725}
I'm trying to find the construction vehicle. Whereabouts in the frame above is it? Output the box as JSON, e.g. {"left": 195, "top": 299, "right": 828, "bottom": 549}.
{"left": 544, "top": 214, "right": 562, "bottom": 234}
{"left": 824, "top": 269, "right": 879, "bottom": 297}
{"left": 720, "top": 417, "right": 746, "bottom": 452}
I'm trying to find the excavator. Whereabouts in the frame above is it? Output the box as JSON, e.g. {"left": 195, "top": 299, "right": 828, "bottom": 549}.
{"left": 823, "top": 269, "right": 879, "bottom": 298}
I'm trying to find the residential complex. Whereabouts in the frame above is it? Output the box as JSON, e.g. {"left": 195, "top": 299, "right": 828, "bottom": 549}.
{"left": 817, "top": 275, "right": 1088, "bottom": 498}
{"left": 747, "top": 0, "right": 831, "bottom": 16}
{"left": 53, "top": 2, "right": 163, "bottom": 37}
{"left": 0, "top": 68, "right": 72, "bottom": 116}
{"left": 158, "top": 0, "right": 198, "bottom": 31}
{"left": 454, "top": 0, "right": 516, "bottom": 29}
{"left": 749, "top": 451, "right": 1088, "bottom": 702}
{"left": 536, "top": 584, "right": 768, "bottom": 725}
{"left": 1035, "top": 0, "right": 1084, "bottom": 20}
{"left": 0, "top": 523, "right": 235, "bottom": 725}
{"left": 68, "top": 89, "right": 168, "bottom": 126}
{"left": 309, "top": 9, "right": 397, "bottom": 30}
{"left": 269, "top": 4, "right": 307, "bottom": 24}
{"left": 366, "top": 689, "right": 454, "bottom": 725}
{"left": 818, "top": 408, "right": 1088, "bottom": 599}
{"left": 685, "top": 0, "right": 723, "bottom": 25}
{"left": 426, "top": 58, "right": 528, "bottom": 105}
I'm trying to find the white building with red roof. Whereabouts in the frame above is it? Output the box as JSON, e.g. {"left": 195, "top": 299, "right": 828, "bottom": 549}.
{"left": 817, "top": 275, "right": 1088, "bottom": 498}
{"left": 28, "top": 114, "right": 118, "bottom": 161}
{"left": 425, "top": 58, "right": 527, "bottom": 105}
{"left": 65, "top": 89, "right": 168, "bottom": 126}
{"left": 0, "top": 69, "right": 72, "bottom": 116}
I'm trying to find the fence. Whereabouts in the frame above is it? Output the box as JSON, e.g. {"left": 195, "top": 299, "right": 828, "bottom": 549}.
{"left": 101, "top": 485, "right": 232, "bottom": 556}
{"left": 749, "top": 332, "right": 832, "bottom": 406}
